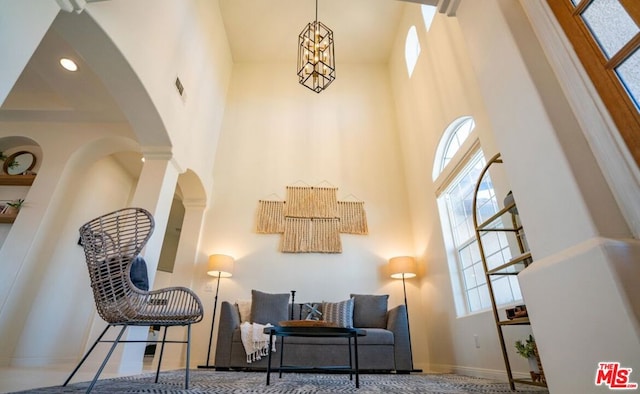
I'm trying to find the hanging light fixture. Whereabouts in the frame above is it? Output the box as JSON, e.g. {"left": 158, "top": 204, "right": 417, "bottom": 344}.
{"left": 297, "top": 0, "right": 335, "bottom": 93}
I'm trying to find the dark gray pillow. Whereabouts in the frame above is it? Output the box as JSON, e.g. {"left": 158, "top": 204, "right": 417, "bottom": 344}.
{"left": 129, "top": 255, "right": 149, "bottom": 291}
{"left": 251, "top": 290, "right": 290, "bottom": 325}
{"left": 351, "top": 294, "right": 389, "bottom": 328}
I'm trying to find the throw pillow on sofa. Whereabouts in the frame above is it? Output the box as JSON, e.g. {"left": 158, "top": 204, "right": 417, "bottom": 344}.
{"left": 236, "top": 300, "right": 252, "bottom": 323}
{"left": 351, "top": 293, "right": 389, "bottom": 328}
{"left": 250, "top": 289, "right": 290, "bottom": 325}
{"left": 323, "top": 298, "right": 354, "bottom": 328}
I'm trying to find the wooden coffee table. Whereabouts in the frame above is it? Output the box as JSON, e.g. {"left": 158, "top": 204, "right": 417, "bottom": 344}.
{"left": 263, "top": 326, "right": 366, "bottom": 388}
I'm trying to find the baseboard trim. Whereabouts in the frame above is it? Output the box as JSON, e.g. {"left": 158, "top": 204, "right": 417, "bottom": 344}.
{"left": 429, "top": 364, "right": 531, "bottom": 382}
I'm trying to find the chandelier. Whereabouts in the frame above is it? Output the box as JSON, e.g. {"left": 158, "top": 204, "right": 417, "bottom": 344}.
{"left": 297, "top": 0, "right": 335, "bottom": 93}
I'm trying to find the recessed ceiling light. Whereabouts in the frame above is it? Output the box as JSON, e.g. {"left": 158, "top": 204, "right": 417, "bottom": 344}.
{"left": 59, "top": 58, "right": 78, "bottom": 72}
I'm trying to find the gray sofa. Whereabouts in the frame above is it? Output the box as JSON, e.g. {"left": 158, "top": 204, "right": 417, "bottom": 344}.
{"left": 214, "top": 295, "right": 412, "bottom": 373}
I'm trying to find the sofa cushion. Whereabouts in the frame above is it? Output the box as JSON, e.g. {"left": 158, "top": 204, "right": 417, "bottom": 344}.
{"left": 236, "top": 300, "right": 251, "bottom": 323}
{"left": 231, "top": 327, "right": 393, "bottom": 346}
{"left": 351, "top": 294, "right": 388, "bottom": 328}
{"left": 250, "top": 290, "right": 290, "bottom": 325}
{"left": 323, "top": 298, "right": 354, "bottom": 328}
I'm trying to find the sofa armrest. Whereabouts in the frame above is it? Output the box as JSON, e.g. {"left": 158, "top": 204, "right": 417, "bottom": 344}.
{"left": 214, "top": 301, "right": 240, "bottom": 368}
{"left": 387, "top": 304, "right": 412, "bottom": 372}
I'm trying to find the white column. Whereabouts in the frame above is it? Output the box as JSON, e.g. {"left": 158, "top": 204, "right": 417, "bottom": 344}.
{"left": 117, "top": 149, "right": 181, "bottom": 375}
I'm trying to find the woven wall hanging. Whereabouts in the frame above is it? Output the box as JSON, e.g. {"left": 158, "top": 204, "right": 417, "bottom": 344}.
{"left": 338, "top": 201, "right": 368, "bottom": 235}
{"left": 281, "top": 217, "right": 312, "bottom": 252}
{"left": 309, "top": 218, "right": 342, "bottom": 253}
{"left": 256, "top": 200, "right": 285, "bottom": 233}
{"left": 256, "top": 183, "right": 367, "bottom": 253}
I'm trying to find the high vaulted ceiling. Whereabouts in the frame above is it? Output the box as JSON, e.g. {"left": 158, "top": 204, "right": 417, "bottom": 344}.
{"left": 1, "top": 0, "right": 453, "bottom": 125}
{"left": 219, "top": 0, "right": 405, "bottom": 63}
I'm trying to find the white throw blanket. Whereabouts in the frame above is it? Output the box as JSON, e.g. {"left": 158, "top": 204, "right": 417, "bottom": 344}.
{"left": 240, "top": 322, "right": 276, "bottom": 363}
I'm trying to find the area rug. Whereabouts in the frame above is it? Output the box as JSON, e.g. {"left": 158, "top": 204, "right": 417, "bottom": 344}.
{"left": 13, "top": 370, "right": 550, "bottom": 393}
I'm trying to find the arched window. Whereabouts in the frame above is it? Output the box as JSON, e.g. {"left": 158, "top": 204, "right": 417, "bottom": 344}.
{"left": 432, "top": 116, "right": 475, "bottom": 181}
{"left": 405, "top": 25, "right": 421, "bottom": 78}
{"left": 421, "top": 4, "right": 437, "bottom": 32}
{"left": 433, "top": 117, "right": 523, "bottom": 316}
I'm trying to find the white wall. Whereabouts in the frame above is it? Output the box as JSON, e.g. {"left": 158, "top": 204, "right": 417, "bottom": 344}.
{"left": 84, "top": 0, "right": 233, "bottom": 194}
{"left": 0, "top": 120, "right": 139, "bottom": 366}
{"left": 12, "top": 155, "right": 135, "bottom": 366}
{"left": 198, "top": 61, "right": 419, "bottom": 364}
{"left": 0, "top": 0, "right": 233, "bottom": 371}
{"left": 384, "top": 0, "right": 640, "bottom": 392}
{"left": 387, "top": 4, "right": 527, "bottom": 377}
{"left": 1, "top": 1, "right": 638, "bottom": 390}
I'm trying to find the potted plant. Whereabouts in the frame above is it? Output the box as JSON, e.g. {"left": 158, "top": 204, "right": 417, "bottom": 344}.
{"left": 4, "top": 199, "right": 25, "bottom": 216}
{"left": 515, "top": 334, "right": 544, "bottom": 382}
{"left": 0, "top": 152, "right": 19, "bottom": 174}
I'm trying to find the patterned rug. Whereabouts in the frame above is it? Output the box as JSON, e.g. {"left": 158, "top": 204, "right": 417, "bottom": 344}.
{"left": 12, "top": 370, "right": 550, "bottom": 393}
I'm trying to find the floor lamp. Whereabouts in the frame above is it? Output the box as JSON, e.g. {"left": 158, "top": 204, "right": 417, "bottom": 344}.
{"left": 198, "top": 254, "right": 234, "bottom": 369}
{"left": 389, "top": 256, "right": 422, "bottom": 373}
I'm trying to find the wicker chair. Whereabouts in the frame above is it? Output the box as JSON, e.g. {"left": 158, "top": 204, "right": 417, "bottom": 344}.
{"left": 64, "top": 207, "right": 204, "bottom": 392}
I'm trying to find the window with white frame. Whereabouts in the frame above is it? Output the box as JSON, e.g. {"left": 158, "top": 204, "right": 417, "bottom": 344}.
{"left": 405, "top": 25, "right": 421, "bottom": 77}
{"left": 421, "top": 4, "right": 437, "bottom": 32}
{"left": 434, "top": 117, "right": 523, "bottom": 315}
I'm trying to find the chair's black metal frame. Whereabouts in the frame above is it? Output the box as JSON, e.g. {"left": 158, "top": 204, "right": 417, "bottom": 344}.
{"left": 63, "top": 208, "right": 204, "bottom": 393}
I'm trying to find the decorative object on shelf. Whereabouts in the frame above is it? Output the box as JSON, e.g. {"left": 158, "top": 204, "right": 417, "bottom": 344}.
{"left": 2, "top": 199, "right": 25, "bottom": 215}
{"left": 3, "top": 151, "right": 36, "bottom": 175}
{"left": 198, "top": 254, "right": 234, "bottom": 370}
{"left": 515, "top": 335, "right": 546, "bottom": 383}
{"left": 297, "top": 0, "right": 335, "bottom": 93}
{"left": 506, "top": 304, "right": 528, "bottom": 320}
{"left": 256, "top": 183, "right": 367, "bottom": 253}
{"left": 503, "top": 190, "right": 518, "bottom": 215}
{"left": 389, "top": 256, "right": 422, "bottom": 373}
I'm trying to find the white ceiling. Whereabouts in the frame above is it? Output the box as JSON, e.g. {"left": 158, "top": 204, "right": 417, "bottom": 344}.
{"left": 1, "top": 0, "right": 419, "bottom": 126}
{"left": 219, "top": 0, "right": 406, "bottom": 63}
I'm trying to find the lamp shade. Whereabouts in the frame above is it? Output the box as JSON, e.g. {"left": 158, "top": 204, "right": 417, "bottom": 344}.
{"left": 389, "top": 256, "right": 417, "bottom": 279}
{"left": 207, "top": 254, "right": 234, "bottom": 278}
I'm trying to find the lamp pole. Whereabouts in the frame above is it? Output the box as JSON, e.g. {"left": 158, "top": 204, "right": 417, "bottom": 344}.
{"left": 197, "top": 254, "right": 234, "bottom": 370}
{"left": 401, "top": 273, "right": 421, "bottom": 373}
{"left": 199, "top": 272, "right": 221, "bottom": 369}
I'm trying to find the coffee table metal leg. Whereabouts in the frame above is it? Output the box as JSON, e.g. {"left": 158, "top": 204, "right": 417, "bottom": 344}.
{"left": 354, "top": 334, "right": 360, "bottom": 388}
{"left": 279, "top": 337, "right": 285, "bottom": 378}
{"left": 266, "top": 331, "right": 274, "bottom": 385}
{"left": 348, "top": 337, "right": 353, "bottom": 381}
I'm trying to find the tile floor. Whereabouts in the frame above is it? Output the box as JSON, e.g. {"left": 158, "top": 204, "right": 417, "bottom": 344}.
{"left": 0, "top": 357, "right": 155, "bottom": 393}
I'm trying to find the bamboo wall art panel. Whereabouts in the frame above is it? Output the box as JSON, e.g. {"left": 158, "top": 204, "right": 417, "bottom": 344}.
{"left": 338, "top": 201, "right": 368, "bottom": 234}
{"left": 256, "top": 184, "right": 368, "bottom": 253}
{"left": 256, "top": 200, "right": 285, "bottom": 233}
